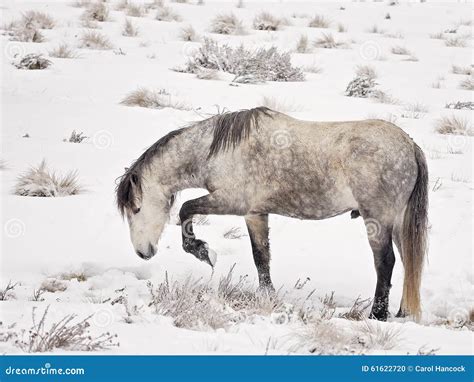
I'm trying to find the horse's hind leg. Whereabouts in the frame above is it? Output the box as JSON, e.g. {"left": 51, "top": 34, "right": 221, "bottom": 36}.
{"left": 245, "top": 214, "right": 274, "bottom": 291}
{"left": 364, "top": 217, "right": 395, "bottom": 321}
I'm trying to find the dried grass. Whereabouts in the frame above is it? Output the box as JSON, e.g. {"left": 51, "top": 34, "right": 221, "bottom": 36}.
{"left": 14, "top": 160, "right": 83, "bottom": 197}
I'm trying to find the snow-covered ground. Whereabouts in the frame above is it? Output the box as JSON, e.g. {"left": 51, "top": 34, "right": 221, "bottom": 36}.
{"left": 0, "top": 0, "right": 472, "bottom": 355}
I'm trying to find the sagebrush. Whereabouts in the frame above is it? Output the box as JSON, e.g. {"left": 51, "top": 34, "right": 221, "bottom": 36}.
{"left": 15, "top": 160, "right": 83, "bottom": 197}
{"left": 184, "top": 38, "right": 304, "bottom": 83}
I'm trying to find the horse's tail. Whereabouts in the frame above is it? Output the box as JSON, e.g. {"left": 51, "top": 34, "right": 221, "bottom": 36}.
{"left": 401, "top": 143, "right": 428, "bottom": 321}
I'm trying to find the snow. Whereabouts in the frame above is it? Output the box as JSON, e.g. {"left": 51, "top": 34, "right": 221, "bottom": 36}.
{"left": 0, "top": 0, "right": 472, "bottom": 355}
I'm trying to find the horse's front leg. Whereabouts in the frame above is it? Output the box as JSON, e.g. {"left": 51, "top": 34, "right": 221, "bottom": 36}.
{"left": 245, "top": 214, "right": 274, "bottom": 292}
{"left": 179, "top": 191, "right": 242, "bottom": 267}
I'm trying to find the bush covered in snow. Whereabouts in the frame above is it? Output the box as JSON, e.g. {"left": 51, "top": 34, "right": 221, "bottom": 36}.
{"left": 122, "top": 18, "right": 139, "bottom": 37}
{"left": 49, "top": 44, "right": 79, "bottom": 58}
{"left": 155, "top": 5, "right": 181, "bottom": 22}
{"left": 252, "top": 11, "right": 281, "bottom": 31}
{"left": 14, "top": 160, "right": 83, "bottom": 197}
{"left": 308, "top": 14, "right": 331, "bottom": 28}
{"left": 184, "top": 38, "right": 304, "bottom": 83}
{"left": 345, "top": 76, "right": 377, "bottom": 97}
{"left": 14, "top": 54, "right": 51, "bottom": 70}
{"left": 82, "top": 2, "right": 109, "bottom": 22}
{"left": 80, "top": 31, "right": 113, "bottom": 50}
{"left": 435, "top": 115, "right": 472, "bottom": 136}
{"left": 210, "top": 13, "right": 244, "bottom": 35}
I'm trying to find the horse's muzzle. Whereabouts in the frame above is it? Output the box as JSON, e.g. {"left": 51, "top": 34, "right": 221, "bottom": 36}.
{"left": 136, "top": 243, "right": 156, "bottom": 260}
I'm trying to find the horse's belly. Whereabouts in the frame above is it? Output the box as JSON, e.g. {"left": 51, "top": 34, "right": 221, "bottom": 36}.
{"left": 264, "top": 185, "right": 357, "bottom": 220}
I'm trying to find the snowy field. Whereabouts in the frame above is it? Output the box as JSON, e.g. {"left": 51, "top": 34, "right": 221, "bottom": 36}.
{"left": 0, "top": 0, "right": 473, "bottom": 355}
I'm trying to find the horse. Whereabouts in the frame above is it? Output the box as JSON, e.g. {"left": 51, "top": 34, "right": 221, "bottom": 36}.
{"left": 116, "top": 107, "right": 428, "bottom": 321}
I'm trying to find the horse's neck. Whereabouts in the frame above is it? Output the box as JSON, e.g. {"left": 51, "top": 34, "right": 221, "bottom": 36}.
{"left": 155, "top": 130, "right": 209, "bottom": 193}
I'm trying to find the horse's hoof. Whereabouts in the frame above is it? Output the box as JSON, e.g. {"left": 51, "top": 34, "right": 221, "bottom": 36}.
{"left": 257, "top": 284, "right": 275, "bottom": 296}
{"left": 369, "top": 310, "right": 389, "bottom": 321}
{"left": 195, "top": 240, "right": 216, "bottom": 268}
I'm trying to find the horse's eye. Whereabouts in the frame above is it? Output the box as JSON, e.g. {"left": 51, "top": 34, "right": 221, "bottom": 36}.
{"left": 133, "top": 207, "right": 141, "bottom": 214}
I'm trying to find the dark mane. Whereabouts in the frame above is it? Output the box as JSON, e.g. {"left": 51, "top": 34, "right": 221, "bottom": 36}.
{"left": 116, "top": 128, "right": 187, "bottom": 217}
{"left": 208, "top": 107, "right": 272, "bottom": 157}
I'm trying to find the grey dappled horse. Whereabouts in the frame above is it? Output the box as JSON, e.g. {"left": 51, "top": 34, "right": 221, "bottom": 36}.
{"left": 116, "top": 107, "right": 428, "bottom": 321}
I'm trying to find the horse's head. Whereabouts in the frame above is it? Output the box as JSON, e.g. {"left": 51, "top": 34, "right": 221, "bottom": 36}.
{"left": 116, "top": 170, "right": 172, "bottom": 260}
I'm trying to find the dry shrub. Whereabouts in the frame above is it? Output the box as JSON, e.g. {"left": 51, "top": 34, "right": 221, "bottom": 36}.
{"left": 459, "top": 76, "right": 474, "bottom": 90}
{"left": 82, "top": 2, "right": 109, "bottom": 22}
{"left": 80, "top": 31, "right": 113, "bottom": 49}
{"left": 0, "top": 281, "right": 18, "bottom": 301}
{"left": 21, "top": 10, "right": 55, "bottom": 29}
{"left": 253, "top": 11, "right": 281, "bottom": 31}
{"left": 355, "top": 64, "right": 377, "bottom": 80}
{"left": 125, "top": 3, "right": 146, "bottom": 17}
{"left": 156, "top": 6, "right": 181, "bottom": 22}
{"left": 185, "top": 38, "right": 304, "bottom": 83}
{"left": 64, "top": 130, "right": 88, "bottom": 143}
{"left": 435, "top": 115, "right": 472, "bottom": 136}
{"left": 179, "top": 25, "right": 198, "bottom": 41}
{"left": 391, "top": 45, "right": 411, "bottom": 55}
{"left": 195, "top": 68, "right": 218, "bottom": 80}
{"left": 123, "top": 18, "right": 139, "bottom": 37}
{"left": 14, "top": 160, "right": 83, "bottom": 197}
{"left": 444, "top": 37, "right": 467, "bottom": 47}
{"left": 452, "top": 65, "right": 472, "bottom": 75}
{"left": 339, "top": 297, "right": 372, "bottom": 321}
{"left": 49, "top": 43, "right": 79, "bottom": 58}
{"left": 356, "top": 321, "right": 401, "bottom": 350}
{"left": 40, "top": 279, "right": 68, "bottom": 293}
{"left": 16, "top": 306, "right": 118, "bottom": 352}
{"left": 295, "top": 34, "right": 309, "bottom": 53}
{"left": 313, "top": 33, "right": 347, "bottom": 49}
{"left": 120, "top": 88, "right": 190, "bottom": 110}
{"left": 401, "top": 102, "right": 429, "bottom": 119}
{"left": 308, "top": 14, "right": 330, "bottom": 28}
{"left": 210, "top": 13, "right": 244, "bottom": 35}
{"left": 14, "top": 54, "right": 51, "bottom": 70}
{"left": 370, "top": 89, "right": 399, "bottom": 105}
{"left": 366, "top": 24, "right": 385, "bottom": 34}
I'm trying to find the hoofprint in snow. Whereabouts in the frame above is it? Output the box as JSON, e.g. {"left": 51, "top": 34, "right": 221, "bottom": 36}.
{"left": 0, "top": 0, "right": 472, "bottom": 355}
